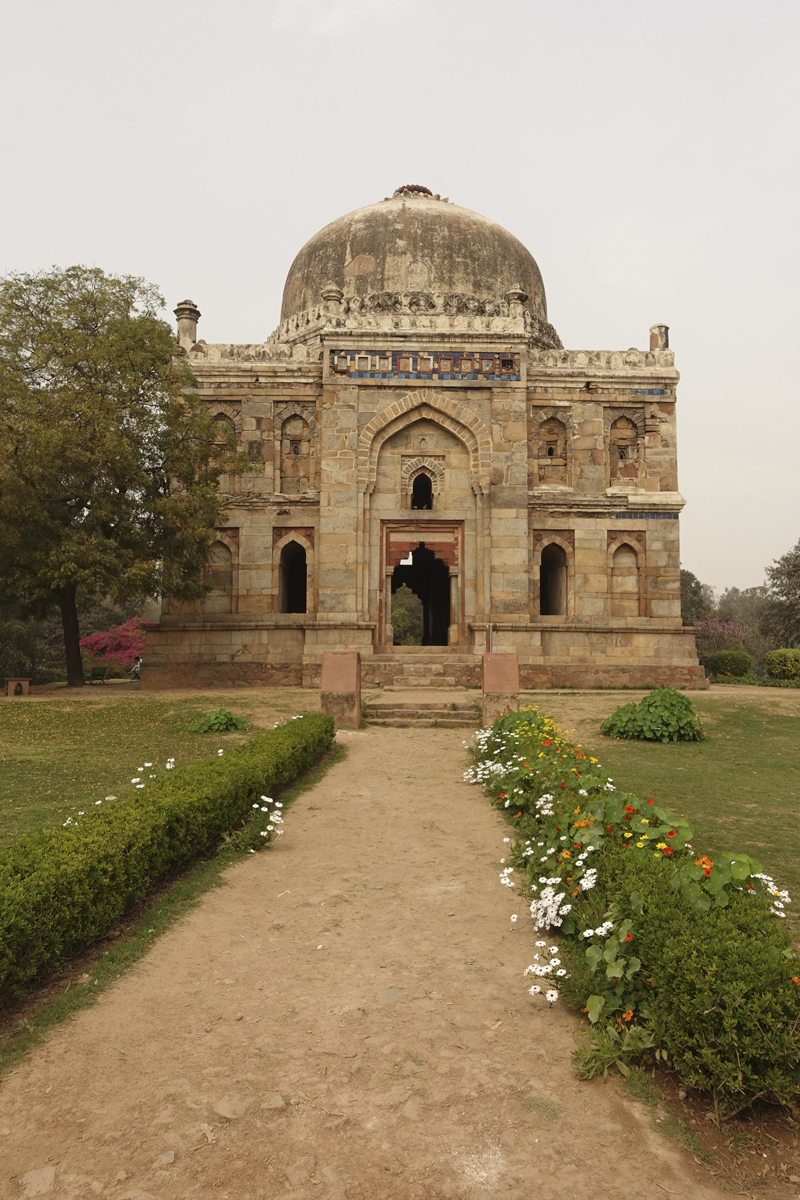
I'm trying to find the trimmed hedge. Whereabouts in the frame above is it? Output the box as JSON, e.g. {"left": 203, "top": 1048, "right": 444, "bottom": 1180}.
{"left": 708, "top": 650, "right": 752, "bottom": 678}
{"left": 0, "top": 713, "right": 334, "bottom": 999}
{"left": 766, "top": 648, "right": 800, "bottom": 680}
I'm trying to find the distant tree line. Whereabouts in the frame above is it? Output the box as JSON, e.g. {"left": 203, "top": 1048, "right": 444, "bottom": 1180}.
{"left": 681, "top": 537, "right": 800, "bottom": 669}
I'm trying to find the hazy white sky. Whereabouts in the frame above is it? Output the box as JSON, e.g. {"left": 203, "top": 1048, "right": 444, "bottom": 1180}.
{"left": 1, "top": 0, "right": 797, "bottom": 592}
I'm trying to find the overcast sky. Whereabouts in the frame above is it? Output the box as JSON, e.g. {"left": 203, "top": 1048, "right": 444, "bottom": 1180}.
{"left": 1, "top": 0, "right": 797, "bottom": 592}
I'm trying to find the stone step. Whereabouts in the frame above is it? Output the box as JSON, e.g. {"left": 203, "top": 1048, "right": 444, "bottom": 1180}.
{"left": 367, "top": 716, "right": 478, "bottom": 728}
{"left": 365, "top": 708, "right": 477, "bottom": 722}
{"left": 366, "top": 699, "right": 476, "bottom": 711}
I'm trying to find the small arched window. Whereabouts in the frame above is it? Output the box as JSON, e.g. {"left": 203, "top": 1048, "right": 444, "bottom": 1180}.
{"left": 411, "top": 473, "right": 433, "bottom": 510}
{"left": 279, "top": 541, "right": 307, "bottom": 613}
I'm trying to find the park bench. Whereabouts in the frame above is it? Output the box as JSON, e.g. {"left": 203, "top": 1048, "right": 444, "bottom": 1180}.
{"left": 5, "top": 677, "right": 31, "bottom": 697}
{"left": 85, "top": 666, "right": 108, "bottom": 684}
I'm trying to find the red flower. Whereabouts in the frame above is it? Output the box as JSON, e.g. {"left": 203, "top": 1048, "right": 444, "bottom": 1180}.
{"left": 624, "top": 815, "right": 632, "bottom": 822}
{"left": 647, "top": 799, "right": 654, "bottom": 806}
{"left": 704, "top": 868, "right": 711, "bottom": 877}
{"left": 624, "top": 806, "right": 635, "bottom": 814}
{"left": 560, "top": 782, "right": 566, "bottom": 788}
{"left": 667, "top": 831, "right": 676, "bottom": 838}
{"left": 623, "top": 932, "right": 632, "bottom": 942}
{"left": 543, "top": 740, "right": 552, "bottom": 747}
{"left": 606, "top": 825, "right": 614, "bottom": 833}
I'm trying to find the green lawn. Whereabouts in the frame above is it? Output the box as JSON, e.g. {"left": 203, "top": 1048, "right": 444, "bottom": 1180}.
{"left": 0, "top": 689, "right": 315, "bottom": 846}
{"left": 527, "top": 690, "right": 800, "bottom": 907}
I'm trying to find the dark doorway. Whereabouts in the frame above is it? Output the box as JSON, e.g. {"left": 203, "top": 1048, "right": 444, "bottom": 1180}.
{"left": 411, "top": 473, "right": 433, "bottom": 509}
{"left": 391, "top": 543, "right": 450, "bottom": 645}
{"left": 279, "top": 541, "right": 307, "bottom": 613}
{"left": 539, "top": 543, "right": 567, "bottom": 615}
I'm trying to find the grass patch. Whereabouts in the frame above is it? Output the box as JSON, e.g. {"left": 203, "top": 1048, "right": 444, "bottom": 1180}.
{"left": 0, "top": 739, "right": 347, "bottom": 1077}
{"left": 595, "top": 697, "right": 800, "bottom": 900}
{"left": 0, "top": 691, "right": 311, "bottom": 846}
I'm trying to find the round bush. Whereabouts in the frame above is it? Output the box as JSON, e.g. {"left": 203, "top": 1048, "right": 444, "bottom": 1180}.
{"left": 766, "top": 649, "right": 800, "bottom": 680}
{"left": 708, "top": 650, "right": 752, "bottom": 678}
{"left": 600, "top": 687, "right": 705, "bottom": 743}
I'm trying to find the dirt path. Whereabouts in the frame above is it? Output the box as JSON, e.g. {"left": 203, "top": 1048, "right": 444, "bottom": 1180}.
{"left": 0, "top": 727, "right": 729, "bottom": 1200}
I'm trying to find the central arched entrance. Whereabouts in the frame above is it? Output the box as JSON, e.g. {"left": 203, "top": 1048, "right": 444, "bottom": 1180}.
{"left": 391, "top": 543, "right": 450, "bottom": 645}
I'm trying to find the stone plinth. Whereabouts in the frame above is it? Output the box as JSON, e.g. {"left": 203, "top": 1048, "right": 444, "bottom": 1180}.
{"left": 320, "top": 651, "right": 361, "bottom": 730}
{"left": 482, "top": 653, "right": 519, "bottom": 725}
{"left": 5, "top": 677, "right": 31, "bottom": 697}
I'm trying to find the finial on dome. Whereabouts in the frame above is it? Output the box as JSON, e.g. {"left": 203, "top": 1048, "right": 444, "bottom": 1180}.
{"left": 393, "top": 184, "right": 434, "bottom": 199}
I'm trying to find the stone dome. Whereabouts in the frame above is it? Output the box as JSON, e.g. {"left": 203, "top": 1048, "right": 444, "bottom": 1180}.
{"left": 280, "top": 186, "right": 549, "bottom": 324}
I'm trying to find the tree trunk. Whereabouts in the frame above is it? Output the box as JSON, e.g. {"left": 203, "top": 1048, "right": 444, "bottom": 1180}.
{"left": 58, "top": 583, "right": 85, "bottom": 687}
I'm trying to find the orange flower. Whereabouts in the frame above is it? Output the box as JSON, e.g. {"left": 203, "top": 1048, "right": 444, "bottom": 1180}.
{"left": 562, "top": 850, "right": 571, "bottom": 860}
{"left": 623, "top": 932, "right": 632, "bottom": 942}
{"left": 622, "top": 1009, "right": 633, "bottom": 1022}
{"left": 793, "top": 977, "right": 800, "bottom": 986}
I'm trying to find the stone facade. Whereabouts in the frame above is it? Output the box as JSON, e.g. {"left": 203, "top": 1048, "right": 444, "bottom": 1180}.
{"left": 144, "top": 187, "right": 705, "bottom": 690}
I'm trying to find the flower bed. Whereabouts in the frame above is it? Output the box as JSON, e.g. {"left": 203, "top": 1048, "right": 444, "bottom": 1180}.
{"left": 0, "top": 713, "right": 334, "bottom": 1000}
{"left": 467, "top": 709, "right": 800, "bottom": 1113}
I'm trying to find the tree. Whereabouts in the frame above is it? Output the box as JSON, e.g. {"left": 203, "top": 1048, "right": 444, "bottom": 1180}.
{"left": 764, "top": 538, "right": 800, "bottom": 647}
{"left": 680, "top": 568, "right": 715, "bottom": 626}
{"left": 391, "top": 584, "right": 424, "bottom": 645}
{"left": 0, "top": 267, "right": 242, "bottom": 686}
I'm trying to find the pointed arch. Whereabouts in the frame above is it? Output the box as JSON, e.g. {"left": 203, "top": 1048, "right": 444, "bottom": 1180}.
{"left": 358, "top": 390, "right": 492, "bottom": 494}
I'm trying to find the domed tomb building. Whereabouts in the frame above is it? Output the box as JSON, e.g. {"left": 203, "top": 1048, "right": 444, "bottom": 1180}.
{"left": 145, "top": 186, "right": 704, "bottom": 689}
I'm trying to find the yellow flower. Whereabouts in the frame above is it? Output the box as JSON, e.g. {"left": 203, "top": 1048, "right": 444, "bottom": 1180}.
{"left": 636, "top": 841, "right": 644, "bottom": 848}
{"left": 640, "top": 818, "right": 649, "bottom": 825}
{"left": 654, "top": 852, "right": 662, "bottom": 858}
{"left": 624, "top": 832, "right": 633, "bottom": 839}
{"left": 656, "top": 842, "right": 667, "bottom": 850}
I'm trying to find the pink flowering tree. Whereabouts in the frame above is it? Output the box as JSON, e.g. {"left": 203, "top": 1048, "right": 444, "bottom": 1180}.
{"left": 80, "top": 617, "right": 151, "bottom": 673}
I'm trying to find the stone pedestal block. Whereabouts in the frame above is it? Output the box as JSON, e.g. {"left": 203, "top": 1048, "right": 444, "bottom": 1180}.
{"left": 320, "top": 651, "right": 361, "bottom": 729}
{"left": 482, "top": 652, "right": 519, "bottom": 725}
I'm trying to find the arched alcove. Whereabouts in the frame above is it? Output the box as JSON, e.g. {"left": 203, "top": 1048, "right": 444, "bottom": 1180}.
{"left": 539, "top": 543, "right": 567, "bottom": 615}
{"left": 609, "top": 416, "right": 639, "bottom": 483}
{"left": 203, "top": 541, "right": 233, "bottom": 615}
{"left": 611, "top": 543, "right": 640, "bottom": 616}
{"left": 279, "top": 541, "right": 307, "bottom": 613}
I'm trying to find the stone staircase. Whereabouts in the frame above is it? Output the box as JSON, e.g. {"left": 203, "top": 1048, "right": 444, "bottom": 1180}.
{"left": 364, "top": 689, "right": 480, "bottom": 728}
{"left": 364, "top": 648, "right": 480, "bottom": 689}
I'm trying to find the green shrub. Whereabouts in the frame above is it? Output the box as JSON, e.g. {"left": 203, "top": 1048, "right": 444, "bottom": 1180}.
{"left": 0, "top": 713, "right": 333, "bottom": 999}
{"left": 188, "top": 708, "right": 248, "bottom": 733}
{"left": 708, "top": 650, "right": 752, "bottom": 678}
{"left": 559, "top": 843, "right": 800, "bottom": 1110}
{"left": 766, "top": 648, "right": 800, "bottom": 680}
{"left": 600, "top": 687, "right": 705, "bottom": 743}
{"left": 468, "top": 706, "right": 800, "bottom": 1112}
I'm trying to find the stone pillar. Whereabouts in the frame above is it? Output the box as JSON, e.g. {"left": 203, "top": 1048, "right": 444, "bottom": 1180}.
{"left": 174, "top": 300, "right": 201, "bottom": 350}
{"left": 321, "top": 282, "right": 344, "bottom": 319}
{"left": 505, "top": 287, "right": 528, "bottom": 320}
{"left": 482, "top": 653, "right": 519, "bottom": 725}
{"left": 320, "top": 651, "right": 361, "bottom": 730}
{"left": 448, "top": 569, "right": 460, "bottom": 646}
{"left": 384, "top": 567, "right": 394, "bottom": 648}
{"left": 649, "top": 324, "right": 669, "bottom": 350}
